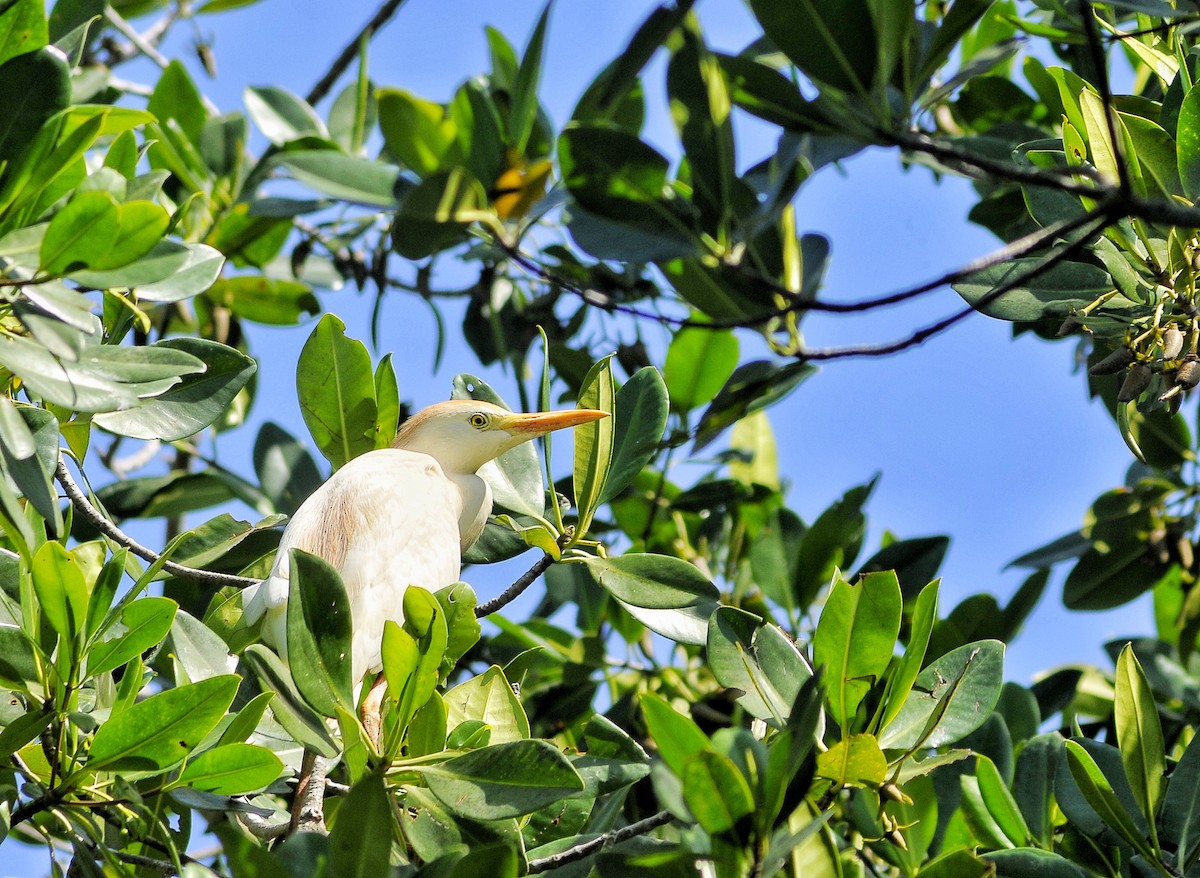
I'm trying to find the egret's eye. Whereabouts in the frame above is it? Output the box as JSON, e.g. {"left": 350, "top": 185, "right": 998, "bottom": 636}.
{"left": 469, "top": 413, "right": 489, "bottom": 429}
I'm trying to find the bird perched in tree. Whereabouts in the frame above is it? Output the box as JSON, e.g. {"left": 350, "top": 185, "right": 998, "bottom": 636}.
{"left": 242, "top": 399, "right": 607, "bottom": 685}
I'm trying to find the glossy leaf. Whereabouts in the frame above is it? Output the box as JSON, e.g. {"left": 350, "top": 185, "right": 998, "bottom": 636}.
{"left": 277, "top": 151, "right": 401, "bottom": 207}
{"left": 176, "top": 743, "right": 283, "bottom": 795}
{"left": 663, "top": 327, "right": 739, "bottom": 414}
{"left": 813, "top": 571, "right": 901, "bottom": 730}
{"left": 86, "top": 596, "right": 176, "bottom": 677}
{"left": 443, "top": 664, "right": 528, "bottom": 745}
{"left": 329, "top": 773, "right": 394, "bottom": 876}
{"left": 879, "top": 578, "right": 939, "bottom": 731}
{"left": 600, "top": 366, "right": 668, "bottom": 504}
{"left": 640, "top": 693, "right": 713, "bottom": 778}
{"left": 40, "top": 190, "right": 119, "bottom": 273}
{"left": 0, "top": 47, "right": 69, "bottom": 170}
{"left": 1165, "top": 724, "right": 1200, "bottom": 868}
{"left": 1114, "top": 643, "right": 1165, "bottom": 836}
{"left": 682, "top": 749, "right": 755, "bottom": 834}
{"left": 206, "top": 276, "right": 319, "bottom": 326}
{"left": 88, "top": 675, "right": 240, "bottom": 770}
{"left": 244, "top": 85, "right": 327, "bottom": 145}
{"left": 242, "top": 644, "right": 340, "bottom": 758}
{"left": 1064, "top": 739, "right": 1156, "bottom": 859}
{"left": 297, "top": 313, "right": 377, "bottom": 470}
{"left": 377, "top": 88, "right": 456, "bottom": 176}
{"left": 510, "top": 3, "right": 549, "bottom": 153}
{"left": 953, "top": 259, "right": 1118, "bottom": 321}
{"left": 1178, "top": 79, "right": 1200, "bottom": 199}
{"left": 423, "top": 739, "right": 584, "bottom": 820}
{"left": 879, "top": 640, "right": 1005, "bottom": 750}
{"left": 975, "top": 754, "right": 1032, "bottom": 847}
{"left": 747, "top": 0, "right": 876, "bottom": 94}
{"left": 815, "top": 734, "right": 887, "bottom": 787}
{"left": 94, "top": 338, "right": 256, "bottom": 441}
{"left": 286, "top": 549, "right": 353, "bottom": 717}
{"left": 580, "top": 552, "right": 719, "bottom": 609}
{"left": 31, "top": 541, "right": 88, "bottom": 647}
{"left": 707, "top": 607, "right": 813, "bottom": 724}
{"left": 573, "top": 356, "right": 615, "bottom": 537}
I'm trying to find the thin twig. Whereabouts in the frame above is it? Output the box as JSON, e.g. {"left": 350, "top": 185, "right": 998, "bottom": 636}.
{"left": 305, "top": 0, "right": 411, "bottom": 106}
{"left": 55, "top": 457, "right": 258, "bottom": 589}
{"left": 526, "top": 809, "right": 674, "bottom": 873}
{"left": 476, "top": 552, "right": 555, "bottom": 617}
{"left": 800, "top": 211, "right": 1115, "bottom": 360}
{"left": 103, "top": 7, "right": 171, "bottom": 70}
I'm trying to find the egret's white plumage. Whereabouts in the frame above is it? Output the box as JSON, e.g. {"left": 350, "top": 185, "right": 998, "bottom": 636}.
{"left": 242, "top": 399, "right": 606, "bottom": 683}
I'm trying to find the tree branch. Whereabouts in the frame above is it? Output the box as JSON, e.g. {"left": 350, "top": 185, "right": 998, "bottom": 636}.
{"left": 305, "top": 0, "right": 412, "bottom": 106}
{"left": 55, "top": 457, "right": 258, "bottom": 589}
{"left": 475, "top": 551, "right": 556, "bottom": 617}
{"left": 526, "top": 809, "right": 674, "bottom": 873}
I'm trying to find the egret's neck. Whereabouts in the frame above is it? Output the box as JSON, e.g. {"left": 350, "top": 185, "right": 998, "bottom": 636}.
{"left": 449, "top": 471, "right": 492, "bottom": 551}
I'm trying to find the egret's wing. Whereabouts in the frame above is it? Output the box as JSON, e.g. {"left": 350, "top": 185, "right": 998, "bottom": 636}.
{"left": 248, "top": 448, "right": 463, "bottom": 680}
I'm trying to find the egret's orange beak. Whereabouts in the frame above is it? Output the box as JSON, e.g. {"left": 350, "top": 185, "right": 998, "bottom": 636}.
{"left": 501, "top": 408, "right": 608, "bottom": 436}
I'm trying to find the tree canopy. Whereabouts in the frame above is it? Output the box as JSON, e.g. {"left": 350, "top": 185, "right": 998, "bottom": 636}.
{"left": 2, "top": 0, "right": 1200, "bottom": 876}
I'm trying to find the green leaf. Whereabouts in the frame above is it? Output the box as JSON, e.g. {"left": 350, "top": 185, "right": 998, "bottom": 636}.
{"left": 747, "top": 0, "right": 876, "bottom": 94}
{"left": 86, "top": 596, "right": 176, "bottom": 677}
{"left": 984, "top": 849, "right": 1092, "bottom": 878}
{"left": 706, "top": 607, "right": 813, "bottom": 724}
{"left": 241, "top": 644, "right": 340, "bottom": 758}
{"left": 1064, "top": 739, "right": 1157, "bottom": 859}
{"left": 253, "top": 422, "right": 322, "bottom": 517}
{"left": 206, "top": 276, "right": 319, "bottom": 326}
{"left": 640, "top": 692, "right": 712, "bottom": 778}
{"left": 879, "top": 578, "right": 939, "bottom": 731}
{"left": 40, "top": 190, "right": 120, "bottom": 274}
{"left": 88, "top": 674, "right": 240, "bottom": 770}
{"left": 244, "top": 85, "right": 327, "bottom": 145}
{"left": 573, "top": 356, "right": 615, "bottom": 537}
{"left": 0, "top": 47, "right": 69, "bottom": 171}
{"left": 176, "top": 742, "right": 283, "bottom": 794}
{"left": 31, "top": 541, "right": 88, "bottom": 648}
{"left": 580, "top": 553, "right": 718, "bottom": 609}
{"left": 682, "top": 749, "right": 755, "bottom": 834}
{"left": 422, "top": 739, "right": 584, "bottom": 820}
{"left": 443, "top": 665, "right": 528, "bottom": 745}
{"left": 693, "top": 360, "right": 814, "bottom": 452}
{"left": 377, "top": 88, "right": 457, "bottom": 176}
{"left": 391, "top": 167, "right": 488, "bottom": 260}
{"left": 0, "top": 401, "right": 59, "bottom": 527}
{"left": 373, "top": 354, "right": 399, "bottom": 449}
{"left": 510, "top": 3, "right": 550, "bottom": 153}
{"left": 975, "top": 754, "right": 1032, "bottom": 847}
{"left": 813, "top": 571, "right": 901, "bottom": 730}
{"left": 1178, "top": 79, "right": 1200, "bottom": 199}
{"left": 1164, "top": 724, "right": 1200, "bottom": 868}
{"left": 793, "top": 479, "right": 876, "bottom": 607}
{"left": 1063, "top": 541, "right": 1163, "bottom": 610}
{"left": 297, "top": 313, "right": 377, "bottom": 470}
{"left": 815, "top": 734, "right": 887, "bottom": 787}
{"left": 663, "top": 327, "right": 739, "bottom": 414}
{"left": 286, "top": 549, "right": 354, "bottom": 717}
{"left": 953, "top": 259, "right": 1117, "bottom": 321}
{"left": 329, "top": 773, "right": 394, "bottom": 876}
{"left": 1014, "top": 733, "right": 1063, "bottom": 847}
{"left": 93, "top": 338, "right": 257, "bottom": 441}
{"left": 72, "top": 242, "right": 223, "bottom": 302}
{"left": 602, "top": 366, "right": 668, "bottom": 504}
{"left": 1114, "top": 644, "right": 1166, "bottom": 837}
{"left": 879, "top": 640, "right": 1005, "bottom": 750}
{"left": 147, "top": 60, "right": 208, "bottom": 144}
{"left": 667, "top": 23, "right": 735, "bottom": 231}
{"left": 276, "top": 151, "right": 401, "bottom": 207}
{"left": 0, "top": 0, "right": 47, "bottom": 67}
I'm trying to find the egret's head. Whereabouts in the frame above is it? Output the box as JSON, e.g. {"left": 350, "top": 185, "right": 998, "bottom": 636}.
{"left": 394, "top": 399, "right": 607, "bottom": 474}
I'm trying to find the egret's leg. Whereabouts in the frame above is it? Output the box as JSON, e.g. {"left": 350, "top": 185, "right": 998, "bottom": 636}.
{"left": 360, "top": 673, "right": 388, "bottom": 747}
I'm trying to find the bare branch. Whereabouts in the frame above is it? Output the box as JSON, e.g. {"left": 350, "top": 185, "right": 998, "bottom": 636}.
{"left": 526, "top": 809, "right": 674, "bottom": 873}
{"left": 55, "top": 457, "right": 258, "bottom": 589}
{"left": 103, "top": 7, "right": 171, "bottom": 69}
{"left": 800, "top": 211, "right": 1114, "bottom": 360}
{"left": 305, "top": 0, "right": 412, "bottom": 106}
{"left": 289, "top": 751, "right": 329, "bottom": 835}
{"left": 475, "top": 552, "right": 556, "bottom": 617}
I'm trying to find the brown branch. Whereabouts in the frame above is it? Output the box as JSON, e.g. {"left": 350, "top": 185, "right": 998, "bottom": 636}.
{"left": 304, "top": 0, "right": 412, "bottom": 106}
{"left": 526, "top": 809, "right": 674, "bottom": 873}
{"left": 289, "top": 751, "right": 329, "bottom": 835}
{"left": 55, "top": 457, "right": 258, "bottom": 589}
{"left": 475, "top": 552, "right": 555, "bottom": 617}
{"left": 800, "top": 210, "right": 1115, "bottom": 361}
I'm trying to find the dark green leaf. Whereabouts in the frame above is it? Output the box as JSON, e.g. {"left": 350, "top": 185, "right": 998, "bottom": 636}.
{"left": 748, "top": 0, "right": 876, "bottom": 94}
{"left": 329, "top": 773, "right": 394, "bottom": 876}
{"left": 662, "top": 327, "right": 739, "bottom": 414}
{"left": 86, "top": 596, "right": 176, "bottom": 677}
{"left": 297, "top": 313, "right": 376, "bottom": 470}
{"left": 953, "top": 259, "right": 1118, "bottom": 321}
{"left": 0, "top": 47, "right": 69, "bottom": 170}
{"left": 602, "top": 366, "right": 668, "bottom": 504}
{"left": 286, "top": 549, "right": 353, "bottom": 717}
{"left": 423, "top": 739, "right": 584, "bottom": 820}
{"left": 176, "top": 743, "right": 283, "bottom": 795}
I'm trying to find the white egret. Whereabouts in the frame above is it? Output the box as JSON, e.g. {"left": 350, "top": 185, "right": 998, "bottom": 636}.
{"left": 242, "top": 399, "right": 607, "bottom": 686}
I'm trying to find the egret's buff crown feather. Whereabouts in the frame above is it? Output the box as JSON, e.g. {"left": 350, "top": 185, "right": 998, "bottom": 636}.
{"left": 242, "top": 399, "right": 606, "bottom": 683}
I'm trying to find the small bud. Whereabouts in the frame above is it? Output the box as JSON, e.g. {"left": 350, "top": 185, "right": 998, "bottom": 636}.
{"left": 1056, "top": 315, "right": 1081, "bottom": 337}
{"left": 1177, "top": 359, "right": 1200, "bottom": 389}
{"left": 1163, "top": 326, "right": 1185, "bottom": 360}
{"left": 1118, "top": 362, "right": 1152, "bottom": 402}
{"left": 1090, "top": 346, "right": 1136, "bottom": 375}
